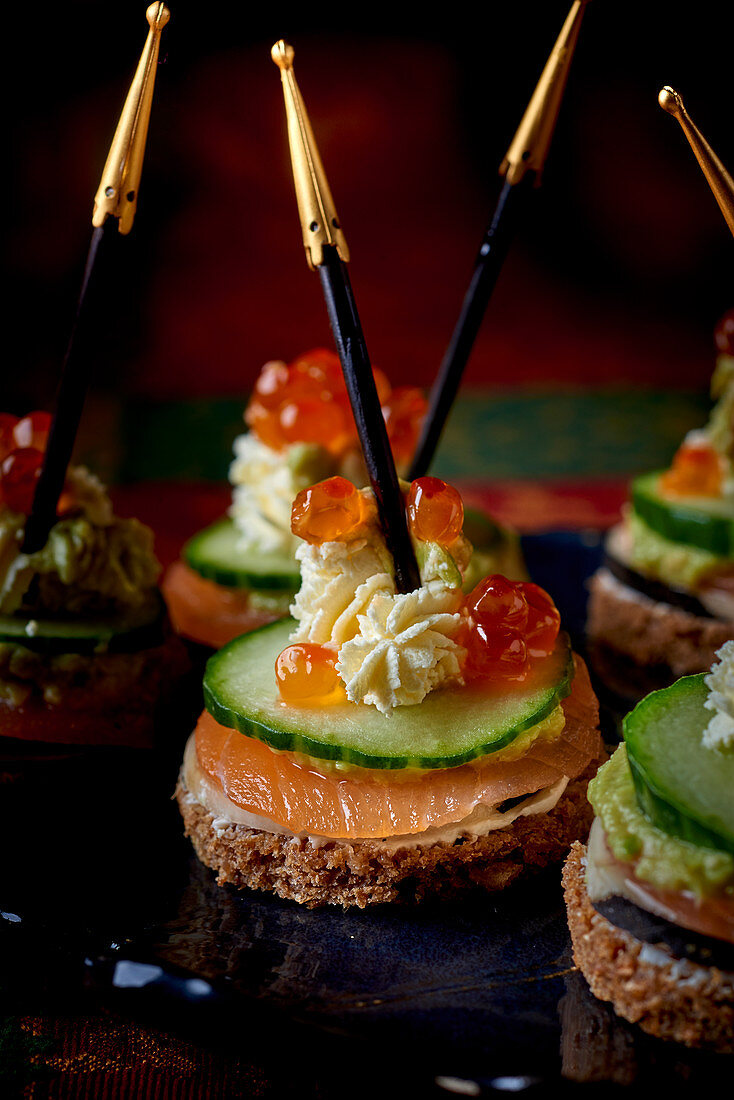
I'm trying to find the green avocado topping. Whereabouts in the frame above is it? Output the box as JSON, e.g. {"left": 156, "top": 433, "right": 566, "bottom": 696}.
{"left": 588, "top": 745, "right": 734, "bottom": 899}
{"left": 0, "top": 510, "right": 161, "bottom": 617}
{"left": 627, "top": 510, "right": 729, "bottom": 590}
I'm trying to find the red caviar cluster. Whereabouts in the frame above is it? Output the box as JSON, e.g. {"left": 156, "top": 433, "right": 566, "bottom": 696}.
{"left": 461, "top": 575, "right": 560, "bottom": 684}
{"left": 246, "top": 348, "right": 427, "bottom": 466}
{"left": 660, "top": 440, "right": 723, "bottom": 498}
{"left": 0, "top": 411, "right": 51, "bottom": 514}
{"left": 279, "top": 475, "right": 561, "bottom": 702}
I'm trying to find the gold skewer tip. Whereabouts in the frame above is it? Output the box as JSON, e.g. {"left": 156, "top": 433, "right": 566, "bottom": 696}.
{"left": 271, "top": 40, "right": 295, "bottom": 70}
{"left": 658, "top": 86, "right": 684, "bottom": 117}
{"left": 658, "top": 85, "right": 734, "bottom": 240}
{"left": 500, "top": 0, "right": 591, "bottom": 186}
{"left": 92, "top": 2, "right": 170, "bottom": 234}
{"left": 271, "top": 39, "right": 350, "bottom": 269}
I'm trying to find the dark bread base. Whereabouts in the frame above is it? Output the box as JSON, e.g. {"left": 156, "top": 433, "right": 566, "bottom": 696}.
{"left": 563, "top": 842, "right": 734, "bottom": 1052}
{"left": 587, "top": 569, "right": 734, "bottom": 679}
{"left": 176, "top": 762, "right": 599, "bottom": 910}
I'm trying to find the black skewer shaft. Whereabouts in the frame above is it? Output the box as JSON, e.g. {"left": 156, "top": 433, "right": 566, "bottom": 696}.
{"left": 22, "top": 217, "right": 117, "bottom": 554}
{"left": 318, "top": 245, "right": 421, "bottom": 594}
{"left": 408, "top": 173, "right": 536, "bottom": 481}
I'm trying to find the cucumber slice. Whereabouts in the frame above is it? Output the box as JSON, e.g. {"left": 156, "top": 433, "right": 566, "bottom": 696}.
{"left": 183, "top": 518, "right": 300, "bottom": 590}
{"left": 631, "top": 472, "right": 734, "bottom": 557}
{"left": 624, "top": 674, "right": 734, "bottom": 854}
{"left": 0, "top": 598, "right": 166, "bottom": 655}
{"left": 203, "top": 618, "right": 574, "bottom": 769}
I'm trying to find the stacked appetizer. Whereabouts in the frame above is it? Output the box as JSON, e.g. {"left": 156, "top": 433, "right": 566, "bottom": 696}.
{"left": 0, "top": 409, "right": 188, "bottom": 748}
{"left": 588, "top": 310, "right": 734, "bottom": 680}
{"left": 162, "top": 348, "right": 526, "bottom": 650}
{"left": 176, "top": 473, "right": 604, "bottom": 908}
{"left": 563, "top": 642, "right": 734, "bottom": 1050}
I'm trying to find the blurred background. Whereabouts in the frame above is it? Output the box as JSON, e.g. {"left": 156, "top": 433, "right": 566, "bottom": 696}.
{"left": 3, "top": 0, "right": 733, "bottom": 531}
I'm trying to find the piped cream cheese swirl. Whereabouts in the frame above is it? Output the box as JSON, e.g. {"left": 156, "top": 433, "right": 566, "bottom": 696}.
{"left": 336, "top": 581, "right": 466, "bottom": 713}
{"left": 290, "top": 489, "right": 471, "bottom": 714}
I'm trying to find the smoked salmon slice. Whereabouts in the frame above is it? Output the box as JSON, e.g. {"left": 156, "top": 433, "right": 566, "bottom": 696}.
{"left": 163, "top": 560, "right": 279, "bottom": 649}
{"left": 194, "top": 656, "right": 602, "bottom": 839}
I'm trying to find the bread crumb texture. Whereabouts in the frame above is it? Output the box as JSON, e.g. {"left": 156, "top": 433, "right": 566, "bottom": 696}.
{"left": 587, "top": 571, "right": 733, "bottom": 677}
{"left": 176, "top": 761, "right": 598, "bottom": 910}
{"left": 563, "top": 842, "right": 734, "bottom": 1052}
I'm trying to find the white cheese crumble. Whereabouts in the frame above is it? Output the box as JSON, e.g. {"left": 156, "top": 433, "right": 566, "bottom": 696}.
{"left": 703, "top": 640, "right": 734, "bottom": 751}
{"left": 228, "top": 434, "right": 306, "bottom": 557}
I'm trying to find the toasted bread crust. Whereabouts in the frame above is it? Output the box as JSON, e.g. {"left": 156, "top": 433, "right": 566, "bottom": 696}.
{"left": 563, "top": 842, "right": 734, "bottom": 1051}
{"left": 176, "top": 760, "right": 600, "bottom": 909}
{"left": 587, "top": 569, "right": 733, "bottom": 677}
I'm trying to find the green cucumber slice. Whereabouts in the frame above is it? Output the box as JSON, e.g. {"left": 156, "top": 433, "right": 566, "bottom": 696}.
{"left": 624, "top": 674, "right": 734, "bottom": 854}
{"left": 631, "top": 471, "right": 734, "bottom": 557}
{"left": 0, "top": 597, "right": 166, "bottom": 655}
{"left": 203, "top": 618, "right": 575, "bottom": 769}
{"left": 183, "top": 518, "right": 300, "bottom": 590}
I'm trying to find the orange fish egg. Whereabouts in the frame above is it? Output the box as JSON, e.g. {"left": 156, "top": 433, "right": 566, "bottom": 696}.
{"left": 275, "top": 643, "right": 343, "bottom": 704}
{"left": 406, "top": 476, "right": 464, "bottom": 545}
{"left": 660, "top": 441, "right": 723, "bottom": 498}
{"left": 0, "top": 447, "right": 43, "bottom": 514}
{"left": 291, "top": 476, "right": 363, "bottom": 544}
{"left": 13, "top": 410, "right": 51, "bottom": 452}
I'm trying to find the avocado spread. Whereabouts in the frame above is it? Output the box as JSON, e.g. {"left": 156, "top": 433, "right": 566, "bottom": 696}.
{"left": 627, "top": 510, "right": 729, "bottom": 591}
{"left": 588, "top": 744, "right": 734, "bottom": 898}
{"left": 0, "top": 502, "right": 161, "bottom": 618}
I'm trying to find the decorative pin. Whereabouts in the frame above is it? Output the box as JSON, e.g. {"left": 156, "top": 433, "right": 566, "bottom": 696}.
{"left": 271, "top": 40, "right": 350, "bottom": 269}
{"left": 501, "top": 0, "right": 591, "bottom": 186}
{"left": 409, "top": 0, "right": 591, "bottom": 480}
{"left": 23, "top": 4, "right": 170, "bottom": 554}
{"left": 272, "top": 40, "right": 420, "bottom": 594}
{"left": 93, "top": 2, "right": 171, "bottom": 234}
{"left": 659, "top": 86, "right": 734, "bottom": 239}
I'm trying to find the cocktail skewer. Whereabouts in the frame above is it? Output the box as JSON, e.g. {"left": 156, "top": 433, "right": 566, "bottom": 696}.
{"left": 408, "top": 0, "right": 591, "bottom": 480}
{"left": 23, "top": 3, "right": 170, "bottom": 553}
{"left": 658, "top": 86, "right": 734, "bottom": 239}
{"left": 272, "top": 40, "right": 421, "bottom": 594}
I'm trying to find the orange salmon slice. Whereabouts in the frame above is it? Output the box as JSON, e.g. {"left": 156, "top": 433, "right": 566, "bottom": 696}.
{"left": 162, "top": 559, "right": 280, "bottom": 649}
{"left": 194, "top": 656, "right": 602, "bottom": 840}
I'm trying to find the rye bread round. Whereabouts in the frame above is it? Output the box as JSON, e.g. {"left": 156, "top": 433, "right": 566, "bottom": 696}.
{"left": 563, "top": 842, "right": 734, "bottom": 1052}
{"left": 587, "top": 568, "right": 734, "bottom": 678}
{"left": 176, "top": 759, "right": 601, "bottom": 910}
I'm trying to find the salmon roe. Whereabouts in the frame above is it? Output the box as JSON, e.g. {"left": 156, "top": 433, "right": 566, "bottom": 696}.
{"left": 381, "top": 386, "right": 428, "bottom": 467}
{"left": 0, "top": 414, "right": 18, "bottom": 462}
{"left": 660, "top": 441, "right": 723, "bottom": 498}
{"left": 14, "top": 411, "right": 51, "bottom": 452}
{"left": 291, "top": 476, "right": 364, "bottom": 544}
{"left": 461, "top": 575, "right": 560, "bottom": 684}
{"left": 0, "top": 448, "right": 44, "bottom": 514}
{"left": 275, "top": 643, "right": 343, "bottom": 703}
{"left": 715, "top": 309, "right": 734, "bottom": 356}
{"left": 0, "top": 410, "right": 52, "bottom": 514}
{"left": 407, "top": 477, "right": 464, "bottom": 545}
{"left": 245, "top": 349, "right": 425, "bottom": 466}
